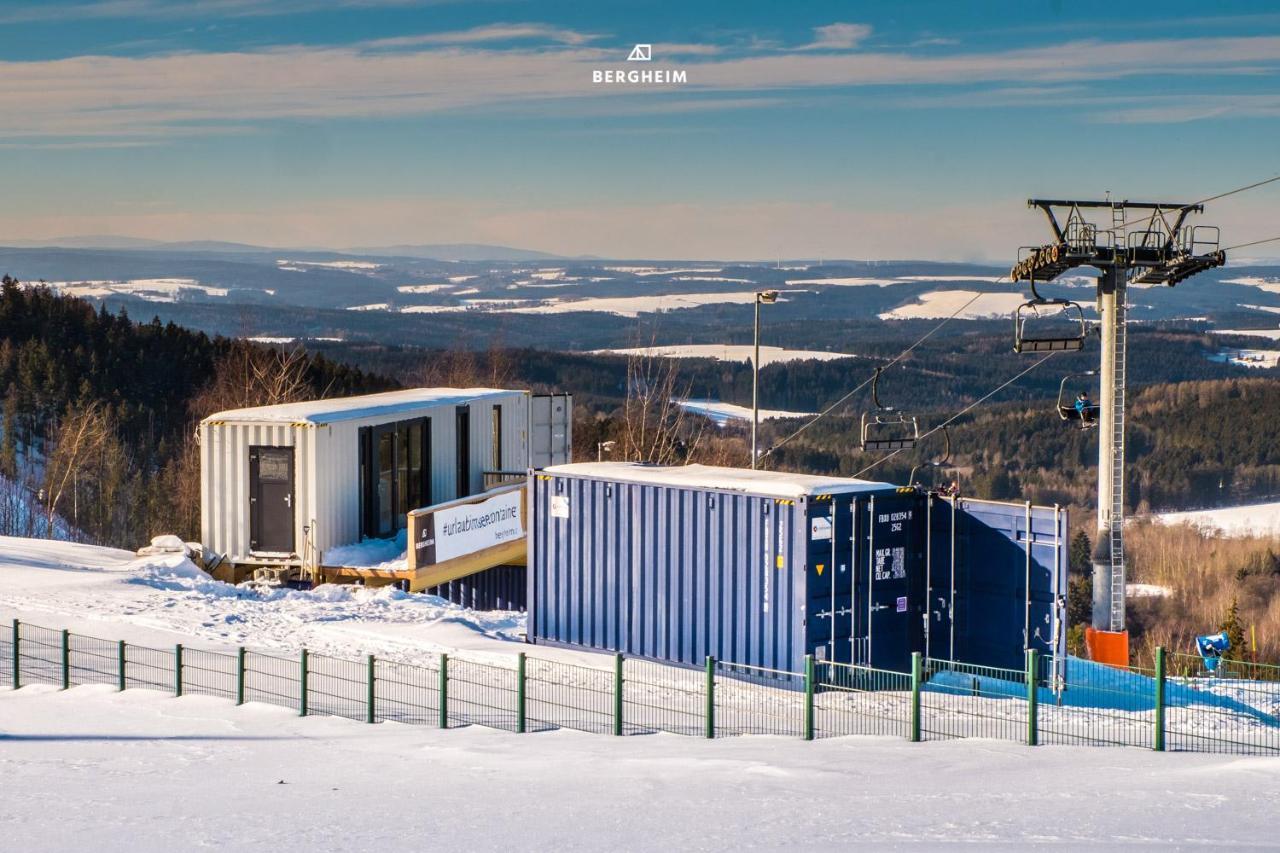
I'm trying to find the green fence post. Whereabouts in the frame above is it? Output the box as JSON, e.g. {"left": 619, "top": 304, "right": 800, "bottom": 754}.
{"left": 516, "top": 652, "right": 527, "bottom": 734}
{"left": 235, "top": 646, "right": 246, "bottom": 706}
{"left": 366, "top": 654, "right": 376, "bottom": 724}
{"left": 117, "top": 640, "right": 126, "bottom": 691}
{"left": 438, "top": 652, "right": 449, "bottom": 729}
{"left": 1026, "top": 648, "right": 1039, "bottom": 747}
{"left": 613, "top": 653, "right": 624, "bottom": 737}
{"left": 11, "top": 619, "right": 18, "bottom": 690}
{"left": 803, "top": 654, "right": 815, "bottom": 741}
{"left": 174, "top": 644, "right": 184, "bottom": 697}
{"left": 705, "top": 655, "right": 716, "bottom": 740}
{"left": 299, "top": 648, "right": 309, "bottom": 717}
{"left": 1154, "top": 646, "right": 1166, "bottom": 752}
{"left": 910, "top": 652, "right": 922, "bottom": 743}
{"left": 60, "top": 629, "right": 70, "bottom": 690}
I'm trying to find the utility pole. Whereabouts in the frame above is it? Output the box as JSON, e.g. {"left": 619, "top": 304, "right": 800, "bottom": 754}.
{"left": 1011, "top": 198, "right": 1225, "bottom": 645}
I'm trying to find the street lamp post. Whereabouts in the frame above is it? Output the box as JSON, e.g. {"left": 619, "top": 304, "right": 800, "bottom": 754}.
{"left": 751, "top": 290, "right": 779, "bottom": 469}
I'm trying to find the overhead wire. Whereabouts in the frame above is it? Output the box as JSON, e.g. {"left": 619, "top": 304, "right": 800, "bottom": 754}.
{"left": 1109, "top": 173, "right": 1280, "bottom": 233}
{"left": 851, "top": 351, "right": 1059, "bottom": 479}
{"left": 758, "top": 286, "right": 996, "bottom": 463}
{"left": 1222, "top": 235, "right": 1280, "bottom": 253}
{"left": 758, "top": 170, "right": 1280, "bottom": 469}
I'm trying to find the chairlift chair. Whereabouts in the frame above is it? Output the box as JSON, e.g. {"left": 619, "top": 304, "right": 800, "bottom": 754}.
{"left": 1013, "top": 276, "right": 1089, "bottom": 353}
{"left": 1056, "top": 371, "right": 1100, "bottom": 429}
{"left": 909, "top": 425, "right": 952, "bottom": 490}
{"left": 860, "top": 367, "right": 920, "bottom": 452}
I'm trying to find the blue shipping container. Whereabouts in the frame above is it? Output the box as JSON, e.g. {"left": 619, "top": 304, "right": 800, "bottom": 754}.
{"left": 529, "top": 463, "right": 1068, "bottom": 677}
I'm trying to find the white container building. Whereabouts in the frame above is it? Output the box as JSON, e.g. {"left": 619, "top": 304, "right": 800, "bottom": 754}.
{"left": 200, "top": 388, "right": 568, "bottom": 570}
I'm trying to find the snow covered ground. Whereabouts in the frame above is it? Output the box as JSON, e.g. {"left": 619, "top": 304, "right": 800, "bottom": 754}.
{"left": 678, "top": 399, "right": 815, "bottom": 425}
{"left": 1214, "top": 328, "right": 1280, "bottom": 341}
{"left": 3, "top": 685, "right": 1279, "bottom": 851}
{"left": 507, "top": 292, "right": 769, "bottom": 317}
{"left": 878, "top": 290, "right": 1032, "bottom": 320}
{"left": 1154, "top": 502, "right": 1280, "bottom": 537}
{"left": 43, "top": 278, "right": 229, "bottom": 302}
{"left": 0, "top": 537, "right": 531, "bottom": 665}
{"left": 599, "top": 344, "right": 854, "bottom": 366}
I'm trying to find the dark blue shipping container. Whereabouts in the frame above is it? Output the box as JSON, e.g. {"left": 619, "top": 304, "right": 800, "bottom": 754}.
{"left": 528, "top": 463, "right": 1066, "bottom": 677}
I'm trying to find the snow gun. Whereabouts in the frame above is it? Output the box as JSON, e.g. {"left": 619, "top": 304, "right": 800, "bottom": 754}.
{"left": 1196, "top": 632, "right": 1231, "bottom": 675}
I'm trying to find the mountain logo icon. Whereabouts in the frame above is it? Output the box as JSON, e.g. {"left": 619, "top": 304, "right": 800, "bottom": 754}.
{"left": 627, "top": 44, "right": 652, "bottom": 62}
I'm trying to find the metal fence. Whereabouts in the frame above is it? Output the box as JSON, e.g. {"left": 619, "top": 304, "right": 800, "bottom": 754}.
{"left": 3, "top": 618, "right": 1278, "bottom": 754}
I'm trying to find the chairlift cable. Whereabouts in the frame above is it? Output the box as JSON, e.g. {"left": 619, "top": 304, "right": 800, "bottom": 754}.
{"left": 851, "top": 351, "right": 1059, "bottom": 479}
{"left": 759, "top": 287, "right": 995, "bottom": 463}
{"left": 1109, "top": 173, "right": 1280, "bottom": 233}
{"left": 1221, "top": 235, "right": 1280, "bottom": 252}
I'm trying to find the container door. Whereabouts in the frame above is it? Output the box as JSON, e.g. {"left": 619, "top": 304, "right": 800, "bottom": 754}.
{"left": 861, "top": 493, "right": 924, "bottom": 673}
{"left": 249, "top": 446, "right": 294, "bottom": 554}
{"left": 806, "top": 497, "right": 856, "bottom": 664}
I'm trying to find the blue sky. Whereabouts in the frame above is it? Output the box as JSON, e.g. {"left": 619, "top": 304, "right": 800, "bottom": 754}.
{"left": 1, "top": 0, "right": 1278, "bottom": 259}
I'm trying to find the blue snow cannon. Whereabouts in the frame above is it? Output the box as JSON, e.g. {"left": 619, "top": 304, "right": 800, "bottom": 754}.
{"left": 1196, "top": 631, "right": 1231, "bottom": 674}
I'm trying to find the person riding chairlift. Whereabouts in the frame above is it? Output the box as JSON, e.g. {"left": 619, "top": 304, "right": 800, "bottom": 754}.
{"left": 1074, "top": 391, "right": 1098, "bottom": 425}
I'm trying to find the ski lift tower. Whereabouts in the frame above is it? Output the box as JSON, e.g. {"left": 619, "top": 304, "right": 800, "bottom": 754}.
{"left": 1011, "top": 198, "right": 1225, "bottom": 649}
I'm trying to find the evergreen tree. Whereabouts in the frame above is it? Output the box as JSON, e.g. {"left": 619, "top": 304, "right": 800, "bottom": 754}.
{"left": 1069, "top": 530, "right": 1092, "bottom": 576}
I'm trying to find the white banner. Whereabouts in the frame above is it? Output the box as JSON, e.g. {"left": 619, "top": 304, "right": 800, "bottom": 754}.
{"left": 418, "top": 489, "right": 524, "bottom": 565}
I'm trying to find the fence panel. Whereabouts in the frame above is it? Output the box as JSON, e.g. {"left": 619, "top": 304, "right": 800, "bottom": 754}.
{"left": 714, "top": 662, "right": 805, "bottom": 738}
{"left": 16, "top": 623, "right": 63, "bottom": 686}
{"left": 306, "top": 654, "right": 368, "bottom": 722}
{"left": 373, "top": 658, "right": 439, "bottom": 725}
{"left": 243, "top": 650, "right": 301, "bottom": 711}
{"left": 623, "top": 658, "right": 705, "bottom": 737}
{"left": 920, "top": 659, "right": 1027, "bottom": 743}
{"left": 0, "top": 626, "right": 12, "bottom": 686}
{"left": 448, "top": 658, "right": 520, "bottom": 731}
{"left": 525, "top": 657, "right": 614, "bottom": 735}
{"left": 68, "top": 633, "right": 119, "bottom": 687}
{"left": 814, "top": 662, "right": 913, "bottom": 740}
{"left": 1037, "top": 657, "right": 1155, "bottom": 749}
{"left": 125, "top": 644, "right": 176, "bottom": 692}
{"left": 1164, "top": 653, "right": 1280, "bottom": 754}
{"left": 181, "top": 648, "right": 237, "bottom": 701}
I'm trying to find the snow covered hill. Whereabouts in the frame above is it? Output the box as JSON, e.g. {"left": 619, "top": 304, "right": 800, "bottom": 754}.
{"left": 1153, "top": 501, "right": 1280, "bottom": 537}
{"left": 4, "top": 685, "right": 1280, "bottom": 852}
{"left": 0, "top": 536, "right": 533, "bottom": 666}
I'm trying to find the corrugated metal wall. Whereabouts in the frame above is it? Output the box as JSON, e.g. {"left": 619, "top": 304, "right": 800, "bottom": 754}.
{"left": 201, "top": 391, "right": 531, "bottom": 564}
{"left": 427, "top": 565, "right": 526, "bottom": 611}
{"left": 200, "top": 421, "right": 315, "bottom": 563}
{"left": 925, "top": 496, "right": 1067, "bottom": 677}
{"left": 529, "top": 472, "right": 808, "bottom": 672}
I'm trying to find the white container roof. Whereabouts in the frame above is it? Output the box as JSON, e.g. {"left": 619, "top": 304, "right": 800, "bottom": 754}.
{"left": 544, "top": 462, "right": 893, "bottom": 499}
{"left": 203, "top": 387, "right": 524, "bottom": 426}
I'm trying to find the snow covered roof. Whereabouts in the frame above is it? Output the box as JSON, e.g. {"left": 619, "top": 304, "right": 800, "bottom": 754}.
{"left": 204, "top": 388, "right": 525, "bottom": 426}
{"left": 543, "top": 462, "right": 893, "bottom": 499}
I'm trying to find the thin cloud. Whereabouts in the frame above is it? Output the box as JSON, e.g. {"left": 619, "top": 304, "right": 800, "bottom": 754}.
{"left": 367, "top": 23, "right": 603, "bottom": 49}
{"left": 794, "top": 23, "right": 873, "bottom": 51}
{"left": 4, "top": 34, "right": 1280, "bottom": 142}
{"left": 0, "top": 0, "right": 440, "bottom": 24}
